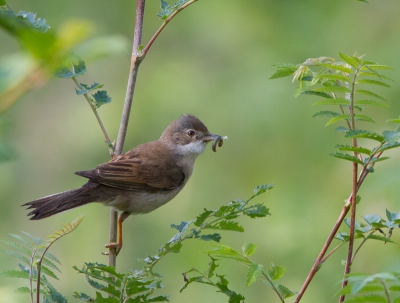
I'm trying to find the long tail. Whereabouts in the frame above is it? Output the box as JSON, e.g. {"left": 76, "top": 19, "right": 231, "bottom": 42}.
{"left": 22, "top": 185, "right": 96, "bottom": 220}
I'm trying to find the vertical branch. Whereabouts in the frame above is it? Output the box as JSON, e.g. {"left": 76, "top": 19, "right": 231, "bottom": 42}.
{"left": 108, "top": 0, "right": 146, "bottom": 267}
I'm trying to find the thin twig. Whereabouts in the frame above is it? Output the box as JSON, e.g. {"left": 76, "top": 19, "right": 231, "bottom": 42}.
{"left": 108, "top": 0, "right": 146, "bottom": 267}
{"left": 71, "top": 77, "right": 114, "bottom": 156}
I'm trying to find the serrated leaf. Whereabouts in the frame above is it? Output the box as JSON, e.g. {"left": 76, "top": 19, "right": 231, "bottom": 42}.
{"left": 253, "top": 184, "right": 274, "bottom": 196}
{"left": 270, "top": 68, "right": 296, "bottom": 79}
{"left": 75, "top": 82, "right": 104, "bottom": 95}
{"left": 363, "top": 214, "right": 382, "bottom": 224}
{"left": 358, "top": 71, "right": 394, "bottom": 82}
{"left": 300, "top": 90, "right": 333, "bottom": 99}
{"left": 315, "top": 73, "right": 351, "bottom": 83}
{"left": 310, "top": 85, "right": 351, "bottom": 94}
{"left": 171, "top": 221, "right": 192, "bottom": 233}
{"left": 365, "top": 156, "right": 390, "bottom": 164}
{"left": 203, "top": 245, "right": 250, "bottom": 265}
{"left": 336, "top": 145, "right": 371, "bottom": 155}
{"left": 0, "top": 269, "right": 30, "bottom": 279}
{"left": 244, "top": 204, "right": 270, "bottom": 218}
{"left": 363, "top": 64, "right": 394, "bottom": 70}
{"left": 325, "top": 114, "right": 351, "bottom": 126}
{"left": 93, "top": 90, "right": 111, "bottom": 108}
{"left": 53, "top": 66, "right": 75, "bottom": 78}
{"left": 73, "top": 59, "right": 86, "bottom": 75}
{"left": 329, "top": 152, "right": 364, "bottom": 165}
{"left": 356, "top": 79, "right": 390, "bottom": 87}
{"left": 246, "top": 262, "right": 263, "bottom": 286}
{"left": 210, "top": 220, "right": 244, "bottom": 232}
{"left": 354, "top": 114, "right": 375, "bottom": 123}
{"left": 268, "top": 263, "right": 286, "bottom": 281}
{"left": 335, "top": 126, "right": 349, "bottom": 132}
{"left": 207, "top": 256, "right": 218, "bottom": 278}
{"left": 366, "top": 234, "right": 393, "bottom": 243}
{"left": 276, "top": 284, "right": 298, "bottom": 299}
{"left": 355, "top": 100, "right": 389, "bottom": 108}
{"left": 356, "top": 89, "right": 387, "bottom": 101}
{"left": 339, "top": 52, "right": 360, "bottom": 68}
{"left": 320, "top": 63, "right": 354, "bottom": 74}
{"left": 312, "top": 111, "right": 340, "bottom": 118}
{"left": 200, "top": 234, "right": 221, "bottom": 242}
{"left": 377, "top": 142, "right": 400, "bottom": 153}
{"left": 194, "top": 209, "right": 214, "bottom": 227}
{"left": 1, "top": 240, "right": 32, "bottom": 256}
{"left": 383, "top": 130, "right": 400, "bottom": 144}
{"left": 242, "top": 243, "right": 257, "bottom": 257}
{"left": 312, "top": 98, "right": 350, "bottom": 106}
{"left": 345, "top": 130, "right": 384, "bottom": 142}
{"left": 1, "top": 250, "right": 30, "bottom": 266}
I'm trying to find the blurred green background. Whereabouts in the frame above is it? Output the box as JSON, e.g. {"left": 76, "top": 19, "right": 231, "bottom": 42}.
{"left": 1, "top": 0, "right": 400, "bottom": 302}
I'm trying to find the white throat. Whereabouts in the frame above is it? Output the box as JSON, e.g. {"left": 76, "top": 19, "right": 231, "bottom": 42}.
{"left": 176, "top": 141, "right": 206, "bottom": 158}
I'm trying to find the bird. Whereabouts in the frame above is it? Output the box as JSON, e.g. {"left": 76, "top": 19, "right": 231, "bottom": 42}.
{"left": 23, "top": 114, "right": 224, "bottom": 254}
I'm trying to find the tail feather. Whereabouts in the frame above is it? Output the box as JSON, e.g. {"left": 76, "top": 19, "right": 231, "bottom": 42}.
{"left": 22, "top": 186, "right": 95, "bottom": 220}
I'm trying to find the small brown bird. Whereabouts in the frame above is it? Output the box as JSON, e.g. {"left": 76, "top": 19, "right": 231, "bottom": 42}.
{"left": 23, "top": 114, "right": 223, "bottom": 254}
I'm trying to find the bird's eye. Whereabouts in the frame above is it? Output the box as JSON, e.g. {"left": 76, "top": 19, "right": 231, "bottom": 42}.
{"left": 187, "top": 129, "right": 196, "bottom": 137}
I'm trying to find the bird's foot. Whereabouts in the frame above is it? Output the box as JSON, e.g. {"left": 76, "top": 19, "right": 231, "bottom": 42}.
{"left": 102, "top": 242, "right": 122, "bottom": 256}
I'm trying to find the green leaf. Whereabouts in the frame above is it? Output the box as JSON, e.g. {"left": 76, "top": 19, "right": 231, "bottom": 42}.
{"left": 1, "top": 250, "right": 30, "bottom": 266}
{"left": 314, "top": 73, "right": 351, "bottom": 83}
{"left": 75, "top": 82, "right": 104, "bottom": 95}
{"left": 363, "top": 64, "right": 394, "bottom": 70}
{"left": 73, "top": 59, "right": 86, "bottom": 76}
{"left": 358, "top": 71, "right": 394, "bottom": 82}
{"left": 320, "top": 63, "right": 354, "bottom": 74}
{"left": 363, "top": 214, "right": 382, "bottom": 224}
{"left": 383, "top": 130, "right": 400, "bottom": 144}
{"left": 268, "top": 263, "right": 286, "bottom": 281}
{"left": 356, "top": 79, "right": 390, "bottom": 88}
{"left": 339, "top": 52, "right": 360, "bottom": 68}
{"left": 253, "top": 184, "right": 274, "bottom": 196}
{"left": 93, "top": 90, "right": 111, "bottom": 108}
{"left": 244, "top": 204, "right": 270, "bottom": 218}
{"left": 246, "top": 262, "right": 263, "bottom": 286}
{"left": 157, "top": 0, "right": 174, "bottom": 19}
{"left": 53, "top": 66, "right": 75, "bottom": 78}
{"left": 386, "top": 118, "right": 400, "bottom": 123}
{"left": 312, "top": 111, "right": 340, "bottom": 118}
{"left": 310, "top": 85, "right": 351, "bottom": 94}
{"left": 300, "top": 90, "right": 333, "bottom": 99}
{"left": 366, "top": 234, "right": 393, "bottom": 243}
{"left": 312, "top": 98, "right": 350, "bottom": 106}
{"left": 207, "top": 256, "right": 218, "bottom": 278}
{"left": 345, "top": 130, "right": 384, "bottom": 142}
{"left": 336, "top": 145, "right": 371, "bottom": 155}
{"left": 194, "top": 209, "right": 213, "bottom": 227}
{"left": 209, "top": 220, "right": 244, "bottom": 232}
{"left": 377, "top": 142, "right": 400, "bottom": 153}
{"left": 325, "top": 114, "right": 351, "bottom": 126}
{"left": 335, "top": 126, "right": 349, "bottom": 132}
{"left": 0, "top": 269, "right": 30, "bottom": 279}
{"left": 355, "top": 100, "right": 389, "bottom": 108}
{"left": 203, "top": 245, "right": 250, "bottom": 265}
{"left": 356, "top": 89, "right": 387, "bottom": 101}
{"left": 242, "top": 243, "right": 257, "bottom": 257}
{"left": 199, "top": 233, "right": 221, "bottom": 242}
{"left": 354, "top": 114, "right": 375, "bottom": 123}
{"left": 269, "top": 67, "right": 296, "bottom": 79}
{"left": 1, "top": 239, "right": 32, "bottom": 256}
{"left": 329, "top": 152, "right": 364, "bottom": 165}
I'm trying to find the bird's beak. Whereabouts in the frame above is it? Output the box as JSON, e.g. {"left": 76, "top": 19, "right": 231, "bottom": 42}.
{"left": 201, "top": 133, "right": 221, "bottom": 143}
{"left": 201, "top": 133, "right": 226, "bottom": 152}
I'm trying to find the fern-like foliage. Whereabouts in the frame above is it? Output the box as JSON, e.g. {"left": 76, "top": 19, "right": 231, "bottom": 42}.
{"left": 271, "top": 53, "right": 400, "bottom": 173}
{"left": 0, "top": 214, "right": 84, "bottom": 302}
{"left": 338, "top": 272, "right": 400, "bottom": 303}
{"left": 73, "top": 185, "right": 284, "bottom": 302}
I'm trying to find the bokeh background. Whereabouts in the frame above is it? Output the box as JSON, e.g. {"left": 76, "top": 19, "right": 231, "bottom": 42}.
{"left": 1, "top": 0, "right": 400, "bottom": 302}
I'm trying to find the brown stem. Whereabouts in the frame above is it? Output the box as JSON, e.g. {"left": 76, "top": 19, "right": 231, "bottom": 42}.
{"left": 339, "top": 159, "right": 358, "bottom": 302}
{"left": 109, "top": 0, "right": 146, "bottom": 267}
{"left": 294, "top": 200, "right": 351, "bottom": 303}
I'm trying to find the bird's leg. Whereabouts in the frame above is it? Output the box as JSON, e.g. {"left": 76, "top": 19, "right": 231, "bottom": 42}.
{"left": 104, "top": 211, "right": 131, "bottom": 255}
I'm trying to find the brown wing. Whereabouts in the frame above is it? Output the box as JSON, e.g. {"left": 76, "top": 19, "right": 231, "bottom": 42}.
{"left": 75, "top": 142, "right": 185, "bottom": 192}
